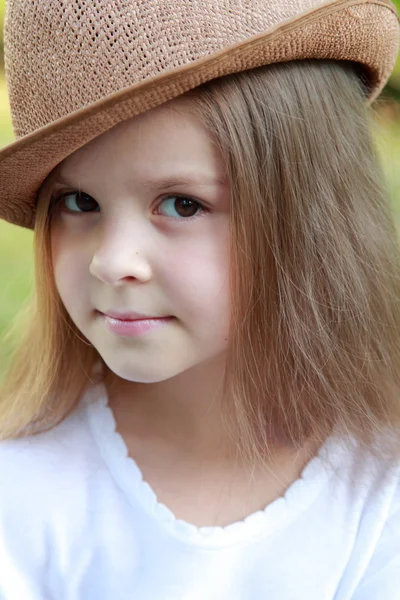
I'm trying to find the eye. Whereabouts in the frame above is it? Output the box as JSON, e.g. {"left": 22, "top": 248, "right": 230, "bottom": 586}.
{"left": 52, "top": 191, "right": 100, "bottom": 213}
{"left": 50, "top": 191, "right": 208, "bottom": 220}
{"left": 156, "top": 195, "right": 207, "bottom": 220}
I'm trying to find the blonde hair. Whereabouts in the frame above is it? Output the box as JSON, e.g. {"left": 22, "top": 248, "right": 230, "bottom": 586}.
{"left": 1, "top": 59, "right": 400, "bottom": 470}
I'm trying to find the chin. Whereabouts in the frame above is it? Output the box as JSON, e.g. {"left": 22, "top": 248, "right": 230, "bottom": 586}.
{"left": 101, "top": 355, "right": 190, "bottom": 384}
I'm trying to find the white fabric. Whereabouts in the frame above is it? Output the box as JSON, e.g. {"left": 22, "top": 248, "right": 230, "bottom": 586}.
{"left": 0, "top": 382, "right": 399, "bottom": 600}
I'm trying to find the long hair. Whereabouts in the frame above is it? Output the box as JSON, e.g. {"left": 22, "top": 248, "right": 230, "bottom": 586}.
{"left": 1, "top": 59, "right": 400, "bottom": 470}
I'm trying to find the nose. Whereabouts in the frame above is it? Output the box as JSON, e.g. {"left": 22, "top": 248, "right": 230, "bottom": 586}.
{"left": 89, "top": 219, "right": 153, "bottom": 285}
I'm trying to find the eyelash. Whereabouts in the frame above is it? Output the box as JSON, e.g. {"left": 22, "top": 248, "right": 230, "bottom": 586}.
{"left": 50, "top": 191, "right": 209, "bottom": 223}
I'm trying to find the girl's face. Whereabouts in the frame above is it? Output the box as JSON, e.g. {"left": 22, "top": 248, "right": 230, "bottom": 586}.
{"left": 50, "top": 97, "right": 232, "bottom": 383}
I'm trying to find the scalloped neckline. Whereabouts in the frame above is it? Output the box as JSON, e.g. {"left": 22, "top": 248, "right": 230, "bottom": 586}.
{"left": 83, "top": 382, "right": 347, "bottom": 547}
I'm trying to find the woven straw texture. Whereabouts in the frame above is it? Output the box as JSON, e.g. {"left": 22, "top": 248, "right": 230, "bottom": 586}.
{"left": 0, "top": 0, "right": 399, "bottom": 229}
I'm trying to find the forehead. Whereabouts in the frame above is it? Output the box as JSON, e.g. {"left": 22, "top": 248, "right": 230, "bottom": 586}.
{"left": 56, "top": 96, "right": 225, "bottom": 180}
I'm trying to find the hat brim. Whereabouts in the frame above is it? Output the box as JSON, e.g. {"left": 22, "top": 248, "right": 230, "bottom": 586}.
{"left": 0, "top": 0, "right": 399, "bottom": 229}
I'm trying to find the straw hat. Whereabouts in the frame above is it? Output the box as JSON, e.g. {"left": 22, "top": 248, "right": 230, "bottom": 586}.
{"left": 0, "top": 0, "right": 399, "bottom": 230}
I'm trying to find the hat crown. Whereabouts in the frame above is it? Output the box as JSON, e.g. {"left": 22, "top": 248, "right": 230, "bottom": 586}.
{"left": 4, "top": 0, "right": 336, "bottom": 139}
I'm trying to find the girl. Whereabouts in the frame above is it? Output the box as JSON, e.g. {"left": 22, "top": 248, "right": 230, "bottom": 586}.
{"left": 0, "top": 0, "right": 399, "bottom": 598}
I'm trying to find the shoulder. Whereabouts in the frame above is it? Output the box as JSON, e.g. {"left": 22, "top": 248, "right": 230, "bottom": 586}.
{"left": 0, "top": 397, "right": 98, "bottom": 514}
{"left": 326, "top": 427, "right": 400, "bottom": 497}
{"left": 339, "top": 432, "right": 400, "bottom": 523}
{"left": 0, "top": 397, "right": 96, "bottom": 594}
{"left": 307, "top": 428, "right": 400, "bottom": 560}
{"left": 347, "top": 465, "right": 400, "bottom": 599}
{"left": 0, "top": 393, "right": 106, "bottom": 579}
{"left": 327, "top": 431, "right": 400, "bottom": 599}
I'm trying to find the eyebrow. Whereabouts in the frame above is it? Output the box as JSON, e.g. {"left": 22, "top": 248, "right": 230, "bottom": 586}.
{"left": 54, "top": 173, "right": 228, "bottom": 190}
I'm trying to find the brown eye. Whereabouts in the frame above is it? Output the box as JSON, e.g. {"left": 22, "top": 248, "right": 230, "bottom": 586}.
{"left": 158, "top": 195, "right": 204, "bottom": 219}
{"left": 56, "top": 191, "right": 100, "bottom": 213}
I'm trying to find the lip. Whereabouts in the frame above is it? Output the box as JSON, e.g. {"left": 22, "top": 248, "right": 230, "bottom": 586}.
{"left": 97, "top": 310, "right": 174, "bottom": 337}
{"left": 101, "top": 309, "right": 166, "bottom": 321}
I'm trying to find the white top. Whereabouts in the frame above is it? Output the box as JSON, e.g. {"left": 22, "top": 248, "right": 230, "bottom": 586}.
{"left": 0, "top": 382, "right": 399, "bottom": 600}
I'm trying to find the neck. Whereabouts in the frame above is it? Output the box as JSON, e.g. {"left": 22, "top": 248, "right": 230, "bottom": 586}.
{"left": 104, "top": 353, "right": 241, "bottom": 464}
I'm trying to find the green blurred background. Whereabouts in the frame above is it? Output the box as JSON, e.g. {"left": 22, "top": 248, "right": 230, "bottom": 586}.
{"left": 0, "top": 1, "right": 399, "bottom": 380}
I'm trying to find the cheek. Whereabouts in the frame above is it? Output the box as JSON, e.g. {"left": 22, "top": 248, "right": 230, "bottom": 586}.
{"left": 51, "top": 231, "right": 89, "bottom": 312}
{"left": 161, "top": 227, "right": 231, "bottom": 318}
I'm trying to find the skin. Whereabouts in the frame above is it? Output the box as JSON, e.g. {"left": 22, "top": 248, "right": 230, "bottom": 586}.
{"left": 50, "top": 97, "right": 318, "bottom": 527}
